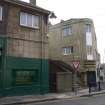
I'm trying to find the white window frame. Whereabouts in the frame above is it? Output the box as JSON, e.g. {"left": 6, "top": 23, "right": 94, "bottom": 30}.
{"left": 20, "top": 12, "right": 27, "bottom": 26}
{"left": 63, "top": 46, "right": 73, "bottom": 55}
{"left": 0, "top": 6, "right": 3, "bottom": 21}
{"left": 20, "top": 12, "right": 39, "bottom": 29}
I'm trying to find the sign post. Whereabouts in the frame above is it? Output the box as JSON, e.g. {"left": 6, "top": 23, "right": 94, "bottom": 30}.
{"left": 72, "top": 60, "right": 80, "bottom": 94}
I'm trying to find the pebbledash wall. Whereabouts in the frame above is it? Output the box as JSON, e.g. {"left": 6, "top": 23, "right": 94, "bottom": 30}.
{"left": 48, "top": 18, "right": 99, "bottom": 87}
{"left": 0, "top": 0, "right": 50, "bottom": 96}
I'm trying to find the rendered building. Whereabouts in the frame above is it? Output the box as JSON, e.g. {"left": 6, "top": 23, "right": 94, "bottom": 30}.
{"left": 0, "top": 0, "right": 49, "bottom": 96}
{"left": 49, "top": 18, "right": 99, "bottom": 87}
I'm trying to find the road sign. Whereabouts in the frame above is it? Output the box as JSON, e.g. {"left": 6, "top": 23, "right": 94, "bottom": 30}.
{"left": 72, "top": 61, "right": 80, "bottom": 70}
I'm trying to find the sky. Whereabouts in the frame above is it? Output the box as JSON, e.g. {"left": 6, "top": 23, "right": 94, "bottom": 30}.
{"left": 23, "top": 0, "right": 105, "bottom": 63}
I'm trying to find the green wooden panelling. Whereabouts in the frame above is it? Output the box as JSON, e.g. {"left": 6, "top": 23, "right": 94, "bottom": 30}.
{"left": 0, "top": 38, "right": 5, "bottom": 48}
{"left": 1, "top": 56, "right": 49, "bottom": 96}
{"left": 0, "top": 37, "right": 6, "bottom": 96}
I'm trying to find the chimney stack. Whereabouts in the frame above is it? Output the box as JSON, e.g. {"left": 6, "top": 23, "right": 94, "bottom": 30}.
{"left": 30, "top": 0, "right": 36, "bottom": 6}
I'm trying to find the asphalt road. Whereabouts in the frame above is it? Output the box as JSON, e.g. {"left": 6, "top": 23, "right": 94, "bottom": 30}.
{"left": 25, "top": 93, "right": 105, "bottom": 105}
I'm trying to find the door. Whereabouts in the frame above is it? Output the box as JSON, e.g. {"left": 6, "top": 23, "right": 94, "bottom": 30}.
{"left": 57, "top": 72, "right": 72, "bottom": 92}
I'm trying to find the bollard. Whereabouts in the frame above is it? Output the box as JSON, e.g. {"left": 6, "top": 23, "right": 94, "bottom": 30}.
{"left": 88, "top": 82, "right": 91, "bottom": 93}
{"left": 98, "top": 81, "right": 101, "bottom": 91}
{"left": 89, "top": 86, "right": 91, "bottom": 93}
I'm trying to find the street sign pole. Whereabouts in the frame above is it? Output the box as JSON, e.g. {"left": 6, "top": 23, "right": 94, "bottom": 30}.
{"left": 72, "top": 60, "right": 80, "bottom": 94}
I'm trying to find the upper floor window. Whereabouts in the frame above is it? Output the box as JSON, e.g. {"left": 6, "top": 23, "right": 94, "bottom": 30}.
{"left": 20, "top": 12, "right": 39, "bottom": 29}
{"left": 87, "top": 46, "right": 93, "bottom": 60}
{"left": 86, "top": 32, "right": 92, "bottom": 46}
{"left": 63, "top": 46, "right": 73, "bottom": 55}
{"left": 86, "top": 24, "right": 92, "bottom": 46}
{"left": 0, "top": 6, "right": 3, "bottom": 21}
{"left": 87, "top": 46, "right": 92, "bottom": 55}
{"left": 63, "top": 27, "right": 72, "bottom": 36}
{"left": 86, "top": 24, "right": 91, "bottom": 32}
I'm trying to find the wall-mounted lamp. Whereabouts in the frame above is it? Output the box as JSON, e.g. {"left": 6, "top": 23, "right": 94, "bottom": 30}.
{"left": 49, "top": 12, "right": 57, "bottom": 19}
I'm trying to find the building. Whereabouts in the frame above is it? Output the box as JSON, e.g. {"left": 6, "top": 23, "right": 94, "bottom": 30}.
{"left": 49, "top": 18, "right": 98, "bottom": 87}
{"left": 96, "top": 52, "right": 101, "bottom": 82}
{"left": 0, "top": 0, "right": 50, "bottom": 96}
{"left": 100, "top": 63, "right": 105, "bottom": 82}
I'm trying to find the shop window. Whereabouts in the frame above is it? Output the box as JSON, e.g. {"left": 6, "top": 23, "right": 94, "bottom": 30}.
{"left": 13, "top": 70, "right": 39, "bottom": 86}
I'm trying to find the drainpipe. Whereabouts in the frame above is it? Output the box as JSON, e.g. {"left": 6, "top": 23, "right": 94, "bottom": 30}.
{"left": 40, "top": 15, "right": 44, "bottom": 94}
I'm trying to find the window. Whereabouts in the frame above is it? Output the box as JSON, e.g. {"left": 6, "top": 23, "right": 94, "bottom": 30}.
{"left": 86, "top": 24, "right": 92, "bottom": 46}
{"left": 87, "top": 46, "right": 92, "bottom": 55}
{"left": 27, "top": 14, "right": 32, "bottom": 27}
{"left": 63, "top": 46, "right": 73, "bottom": 55}
{"left": 87, "top": 55, "right": 93, "bottom": 60}
{"left": 20, "top": 12, "right": 39, "bottom": 28}
{"left": 87, "top": 46, "right": 93, "bottom": 60}
{"left": 86, "top": 24, "right": 91, "bottom": 32}
{"left": 33, "top": 15, "right": 39, "bottom": 28}
{"left": 86, "top": 32, "right": 92, "bottom": 46}
{"left": 13, "top": 70, "right": 39, "bottom": 86}
{"left": 63, "top": 27, "right": 72, "bottom": 36}
{"left": 0, "top": 6, "right": 2, "bottom": 21}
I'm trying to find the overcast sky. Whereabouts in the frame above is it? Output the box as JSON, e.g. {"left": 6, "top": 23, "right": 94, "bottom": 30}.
{"left": 23, "top": 0, "right": 105, "bottom": 63}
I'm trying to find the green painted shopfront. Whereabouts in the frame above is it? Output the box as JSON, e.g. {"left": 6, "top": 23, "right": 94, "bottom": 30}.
{"left": 0, "top": 0, "right": 50, "bottom": 96}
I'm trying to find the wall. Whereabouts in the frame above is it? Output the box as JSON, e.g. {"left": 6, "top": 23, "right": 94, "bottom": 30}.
{"left": 6, "top": 4, "right": 48, "bottom": 59}
{"left": 0, "top": 2, "right": 8, "bottom": 35}
{"left": 48, "top": 19, "right": 98, "bottom": 86}
{"left": 0, "top": 1, "right": 49, "bottom": 96}
{"left": 2, "top": 56, "right": 49, "bottom": 96}
{"left": 49, "top": 19, "right": 97, "bottom": 73}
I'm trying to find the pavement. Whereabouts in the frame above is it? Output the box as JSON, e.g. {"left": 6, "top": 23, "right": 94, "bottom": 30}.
{"left": 0, "top": 88, "right": 105, "bottom": 105}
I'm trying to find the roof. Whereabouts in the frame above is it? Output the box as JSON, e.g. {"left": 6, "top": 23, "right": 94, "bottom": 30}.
{"left": 49, "top": 18, "right": 93, "bottom": 29}
{"left": 3, "top": 0, "right": 50, "bottom": 15}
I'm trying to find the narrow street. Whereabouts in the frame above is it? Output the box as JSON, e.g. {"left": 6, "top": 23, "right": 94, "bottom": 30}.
{"left": 25, "top": 93, "right": 105, "bottom": 105}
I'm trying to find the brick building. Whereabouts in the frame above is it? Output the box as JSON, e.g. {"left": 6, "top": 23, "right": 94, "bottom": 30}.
{"left": 0, "top": 0, "right": 50, "bottom": 96}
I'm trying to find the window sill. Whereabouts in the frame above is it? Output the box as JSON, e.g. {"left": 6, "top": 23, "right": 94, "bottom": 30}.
{"left": 63, "top": 54, "right": 71, "bottom": 55}
{"left": 20, "top": 25, "right": 39, "bottom": 30}
{"left": 63, "top": 35, "right": 72, "bottom": 37}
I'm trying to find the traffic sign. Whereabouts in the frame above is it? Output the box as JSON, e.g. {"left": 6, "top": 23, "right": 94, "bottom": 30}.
{"left": 72, "top": 61, "right": 80, "bottom": 70}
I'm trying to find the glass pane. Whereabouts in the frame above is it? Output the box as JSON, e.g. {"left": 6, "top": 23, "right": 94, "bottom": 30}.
{"left": 63, "top": 27, "right": 71, "bottom": 36}
{"left": 63, "top": 29, "right": 67, "bottom": 36}
{"left": 15, "top": 70, "right": 39, "bottom": 86}
{"left": 67, "top": 28, "right": 69, "bottom": 35}
{"left": 86, "top": 32, "right": 92, "bottom": 46}
{"left": 86, "top": 24, "right": 91, "bottom": 32}
{"left": 33, "top": 15, "right": 39, "bottom": 28}
{"left": 20, "top": 12, "right": 27, "bottom": 25}
{"left": 0, "top": 6, "right": 2, "bottom": 21}
{"left": 63, "top": 48, "right": 67, "bottom": 54}
{"left": 68, "top": 27, "right": 72, "bottom": 35}
{"left": 27, "top": 14, "right": 32, "bottom": 27}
